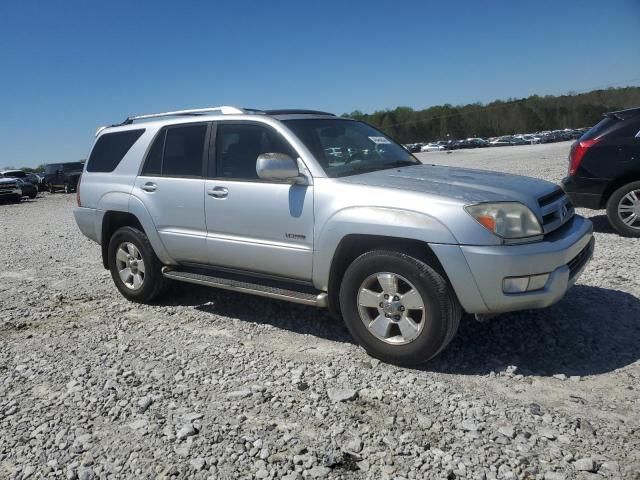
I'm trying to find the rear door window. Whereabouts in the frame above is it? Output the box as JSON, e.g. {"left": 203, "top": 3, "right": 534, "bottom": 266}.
{"left": 141, "top": 124, "right": 208, "bottom": 177}
{"left": 87, "top": 130, "right": 145, "bottom": 172}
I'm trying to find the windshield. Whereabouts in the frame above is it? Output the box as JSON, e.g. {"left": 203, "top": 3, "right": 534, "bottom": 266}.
{"left": 283, "top": 119, "right": 419, "bottom": 178}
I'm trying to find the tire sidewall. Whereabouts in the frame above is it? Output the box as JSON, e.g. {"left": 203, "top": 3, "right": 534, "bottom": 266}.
{"left": 108, "top": 227, "right": 162, "bottom": 302}
{"left": 606, "top": 181, "right": 640, "bottom": 237}
{"left": 339, "top": 251, "right": 451, "bottom": 365}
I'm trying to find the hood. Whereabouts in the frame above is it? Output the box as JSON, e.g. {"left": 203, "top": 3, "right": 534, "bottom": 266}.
{"left": 0, "top": 177, "right": 18, "bottom": 185}
{"left": 338, "top": 164, "right": 559, "bottom": 207}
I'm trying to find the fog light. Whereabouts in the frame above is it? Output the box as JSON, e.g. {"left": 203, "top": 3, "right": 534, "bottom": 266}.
{"left": 503, "top": 276, "right": 529, "bottom": 293}
{"left": 503, "top": 273, "right": 550, "bottom": 293}
{"left": 527, "top": 274, "right": 549, "bottom": 291}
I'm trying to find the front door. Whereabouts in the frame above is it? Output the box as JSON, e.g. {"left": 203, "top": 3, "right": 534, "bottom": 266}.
{"left": 204, "top": 121, "right": 314, "bottom": 281}
{"left": 132, "top": 123, "right": 210, "bottom": 264}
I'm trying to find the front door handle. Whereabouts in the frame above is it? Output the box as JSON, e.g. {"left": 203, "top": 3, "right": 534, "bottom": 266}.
{"left": 141, "top": 182, "right": 157, "bottom": 192}
{"left": 207, "top": 186, "right": 228, "bottom": 198}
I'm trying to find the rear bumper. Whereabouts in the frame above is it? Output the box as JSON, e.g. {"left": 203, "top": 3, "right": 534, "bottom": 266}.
{"left": 74, "top": 207, "right": 99, "bottom": 243}
{"left": 432, "top": 215, "right": 594, "bottom": 314}
{"left": 561, "top": 176, "right": 608, "bottom": 210}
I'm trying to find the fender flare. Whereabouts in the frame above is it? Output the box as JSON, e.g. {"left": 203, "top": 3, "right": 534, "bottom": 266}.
{"left": 313, "top": 206, "right": 458, "bottom": 290}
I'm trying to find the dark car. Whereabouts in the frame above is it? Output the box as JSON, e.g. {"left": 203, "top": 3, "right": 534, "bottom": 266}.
{"left": 561, "top": 106, "right": 640, "bottom": 237}
{"left": 44, "top": 162, "right": 84, "bottom": 193}
{"left": 0, "top": 177, "right": 22, "bottom": 203}
{"left": 25, "top": 173, "right": 45, "bottom": 190}
{"left": 16, "top": 178, "right": 37, "bottom": 199}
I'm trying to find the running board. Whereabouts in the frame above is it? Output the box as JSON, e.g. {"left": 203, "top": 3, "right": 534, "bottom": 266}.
{"left": 161, "top": 267, "right": 328, "bottom": 307}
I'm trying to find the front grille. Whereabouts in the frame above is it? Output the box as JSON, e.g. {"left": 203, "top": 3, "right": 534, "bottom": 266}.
{"left": 0, "top": 182, "right": 17, "bottom": 193}
{"left": 567, "top": 239, "right": 594, "bottom": 280}
{"left": 538, "top": 188, "right": 565, "bottom": 207}
{"left": 538, "top": 188, "right": 574, "bottom": 235}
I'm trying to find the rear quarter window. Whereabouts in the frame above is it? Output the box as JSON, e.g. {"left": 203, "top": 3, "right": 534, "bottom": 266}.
{"left": 87, "top": 129, "right": 145, "bottom": 173}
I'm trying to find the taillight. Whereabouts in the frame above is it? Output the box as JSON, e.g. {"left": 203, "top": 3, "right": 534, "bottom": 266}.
{"left": 568, "top": 139, "right": 599, "bottom": 176}
{"left": 76, "top": 174, "right": 82, "bottom": 207}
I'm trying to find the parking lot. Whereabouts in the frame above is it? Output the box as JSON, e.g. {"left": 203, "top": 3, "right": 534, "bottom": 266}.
{"left": 1, "top": 141, "right": 639, "bottom": 479}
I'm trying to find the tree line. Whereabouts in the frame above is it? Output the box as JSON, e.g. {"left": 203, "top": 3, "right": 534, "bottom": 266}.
{"left": 345, "top": 86, "right": 640, "bottom": 143}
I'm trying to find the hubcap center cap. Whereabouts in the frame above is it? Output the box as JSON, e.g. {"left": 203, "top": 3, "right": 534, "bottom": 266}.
{"left": 382, "top": 300, "right": 403, "bottom": 318}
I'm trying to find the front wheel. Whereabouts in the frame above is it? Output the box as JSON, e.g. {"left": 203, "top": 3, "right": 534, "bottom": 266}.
{"left": 108, "top": 226, "right": 169, "bottom": 303}
{"left": 339, "top": 250, "right": 461, "bottom": 366}
{"left": 606, "top": 181, "right": 640, "bottom": 237}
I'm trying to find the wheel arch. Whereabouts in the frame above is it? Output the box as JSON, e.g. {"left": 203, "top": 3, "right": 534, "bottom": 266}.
{"left": 601, "top": 171, "right": 640, "bottom": 208}
{"left": 325, "top": 234, "right": 450, "bottom": 318}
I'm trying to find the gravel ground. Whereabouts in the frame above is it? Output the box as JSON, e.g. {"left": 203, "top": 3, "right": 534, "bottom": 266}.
{"left": 1, "top": 141, "right": 639, "bottom": 480}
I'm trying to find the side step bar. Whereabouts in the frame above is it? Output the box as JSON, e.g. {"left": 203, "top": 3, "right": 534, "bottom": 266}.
{"left": 162, "top": 267, "right": 328, "bottom": 307}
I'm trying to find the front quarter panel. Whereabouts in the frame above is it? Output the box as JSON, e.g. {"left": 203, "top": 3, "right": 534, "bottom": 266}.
{"left": 313, "top": 179, "right": 460, "bottom": 289}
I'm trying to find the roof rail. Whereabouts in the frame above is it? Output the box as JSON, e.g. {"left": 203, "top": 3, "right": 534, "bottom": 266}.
{"left": 119, "top": 105, "right": 246, "bottom": 125}
{"left": 264, "top": 109, "right": 335, "bottom": 116}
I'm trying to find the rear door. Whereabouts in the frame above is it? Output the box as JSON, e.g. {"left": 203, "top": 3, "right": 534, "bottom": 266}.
{"left": 132, "top": 122, "right": 210, "bottom": 264}
{"left": 204, "top": 121, "right": 314, "bottom": 281}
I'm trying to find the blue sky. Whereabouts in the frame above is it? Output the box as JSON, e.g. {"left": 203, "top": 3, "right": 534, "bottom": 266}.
{"left": 1, "top": 0, "right": 639, "bottom": 168}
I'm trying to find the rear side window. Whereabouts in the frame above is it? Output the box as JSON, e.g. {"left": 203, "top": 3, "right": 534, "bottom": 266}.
{"left": 141, "top": 124, "right": 207, "bottom": 177}
{"left": 87, "top": 129, "right": 145, "bottom": 172}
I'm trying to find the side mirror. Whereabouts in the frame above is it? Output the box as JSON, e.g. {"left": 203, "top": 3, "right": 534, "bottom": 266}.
{"left": 256, "top": 153, "right": 304, "bottom": 183}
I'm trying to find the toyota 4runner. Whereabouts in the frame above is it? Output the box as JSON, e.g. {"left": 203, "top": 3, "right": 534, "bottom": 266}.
{"left": 74, "top": 106, "right": 594, "bottom": 365}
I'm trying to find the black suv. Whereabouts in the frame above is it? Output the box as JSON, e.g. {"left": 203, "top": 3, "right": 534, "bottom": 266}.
{"left": 44, "top": 162, "right": 84, "bottom": 193}
{"left": 562, "top": 107, "right": 640, "bottom": 237}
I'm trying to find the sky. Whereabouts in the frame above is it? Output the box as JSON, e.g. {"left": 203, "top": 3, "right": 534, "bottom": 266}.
{"left": 1, "top": 0, "right": 639, "bottom": 168}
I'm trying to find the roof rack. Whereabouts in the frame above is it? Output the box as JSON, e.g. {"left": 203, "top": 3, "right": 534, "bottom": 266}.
{"left": 119, "top": 105, "right": 248, "bottom": 125}
{"left": 264, "top": 109, "right": 335, "bottom": 116}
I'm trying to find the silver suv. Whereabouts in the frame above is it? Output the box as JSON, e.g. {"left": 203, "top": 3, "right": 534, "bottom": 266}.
{"left": 74, "top": 106, "right": 594, "bottom": 365}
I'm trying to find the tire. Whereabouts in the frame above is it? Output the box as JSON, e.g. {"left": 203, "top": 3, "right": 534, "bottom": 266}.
{"left": 29, "top": 192, "right": 37, "bottom": 199}
{"left": 64, "top": 183, "right": 71, "bottom": 194}
{"left": 11, "top": 196, "right": 21, "bottom": 204}
{"left": 606, "top": 181, "right": 640, "bottom": 237}
{"left": 107, "top": 226, "right": 169, "bottom": 303}
{"left": 339, "top": 250, "right": 461, "bottom": 366}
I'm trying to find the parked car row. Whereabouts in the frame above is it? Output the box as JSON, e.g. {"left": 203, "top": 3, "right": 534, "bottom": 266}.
{"left": 405, "top": 128, "right": 590, "bottom": 153}
{"left": 0, "top": 161, "right": 84, "bottom": 204}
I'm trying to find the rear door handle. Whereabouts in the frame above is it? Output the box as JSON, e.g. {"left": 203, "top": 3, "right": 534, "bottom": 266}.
{"left": 141, "top": 182, "right": 157, "bottom": 192}
{"left": 207, "top": 186, "right": 228, "bottom": 198}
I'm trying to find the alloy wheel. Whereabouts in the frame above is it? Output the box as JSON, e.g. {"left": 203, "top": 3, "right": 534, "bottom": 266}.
{"left": 617, "top": 189, "right": 640, "bottom": 230}
{"left": 357, "top": 272, "right": 426, "bottom": 345}
{"left": 115, "top": 242, "right": 146, "bottom": 290}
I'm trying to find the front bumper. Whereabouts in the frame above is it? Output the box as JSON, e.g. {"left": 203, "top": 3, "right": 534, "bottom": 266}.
{"left": 0, "top": 188, "right": 22, "bottom": 199}
{"left": 432, "top": 215, "right": 594, "bottom": 314}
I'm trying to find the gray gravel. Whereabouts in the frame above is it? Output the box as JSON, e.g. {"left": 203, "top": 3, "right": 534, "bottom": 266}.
{"left": 1, "top": 141, "right": 639, "bottom": 479}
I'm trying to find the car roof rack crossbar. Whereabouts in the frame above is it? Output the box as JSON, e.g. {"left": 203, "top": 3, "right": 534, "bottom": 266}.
{"left": 119, "top": 105, "right": 247, "bottom": 125}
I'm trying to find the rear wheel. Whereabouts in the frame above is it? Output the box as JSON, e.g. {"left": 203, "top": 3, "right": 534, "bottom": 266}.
{"left": 64, "top": 183, "right": 71, "bottom": 193}
{"left": 606, "top": 181, "right": 640, "bottom": 237}
{"left": 108, "top": 226, "right": 169, "bottom": 303}
{"left": 339, "top": 250, "right": 461, "bottom": 366}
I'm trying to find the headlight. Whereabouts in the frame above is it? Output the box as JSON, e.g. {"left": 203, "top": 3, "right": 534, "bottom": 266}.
{"left": 465, "top": 202, "right": 542, "bottom": 239}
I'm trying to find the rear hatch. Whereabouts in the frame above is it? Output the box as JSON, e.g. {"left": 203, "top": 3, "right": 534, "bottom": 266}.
{"left": 568, "top": 107, "right": 640, "bottom": 176}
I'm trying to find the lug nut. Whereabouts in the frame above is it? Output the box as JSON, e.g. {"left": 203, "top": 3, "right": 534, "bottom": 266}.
{"left": 379, "top": 302, "right": 384, "bottom": 308}
{"left": 394, "top": 315, "right": 401, "bottom": 320}
{"left": 393, "top": 295, "right": 399, "bottom": 301}
{"left": 399, "top": 306, "right": 405, "bottom": 311}
{"left": 383, "top": 294, "right": 389, "bottom": 299}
